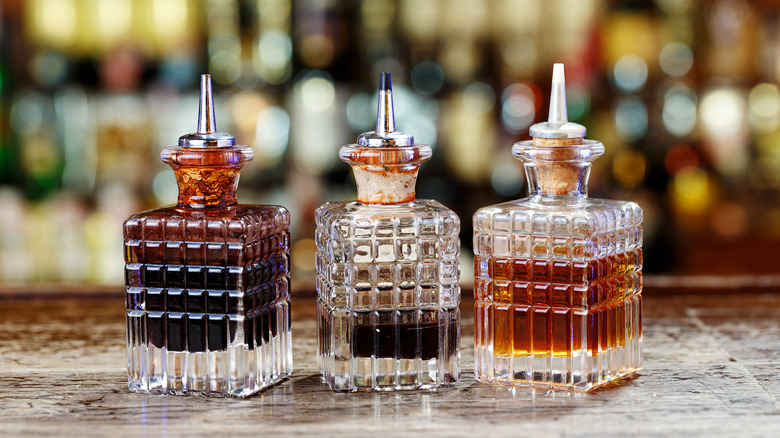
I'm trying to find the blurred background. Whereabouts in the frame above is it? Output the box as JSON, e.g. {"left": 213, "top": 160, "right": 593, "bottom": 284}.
{"left": 1, "top": 0, "right": 779, "bottom": 286}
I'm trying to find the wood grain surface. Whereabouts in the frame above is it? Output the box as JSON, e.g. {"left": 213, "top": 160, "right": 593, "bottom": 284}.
{"left": 1, "top": 287, "right": 780, "bottom": 436}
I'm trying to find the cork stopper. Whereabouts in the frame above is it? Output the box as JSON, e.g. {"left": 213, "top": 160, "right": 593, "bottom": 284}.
{"left": 340, "top": 73, "right": 431, "bottom": 204}
{"left": 512, "top": 64, "right": 604, "bottom": 199}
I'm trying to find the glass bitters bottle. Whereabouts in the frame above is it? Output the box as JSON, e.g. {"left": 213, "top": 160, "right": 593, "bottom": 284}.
{"left": 316, "top": 73, "right": 461, "bottom": 392}
{"left": 124, "top": 75, "right": 292, "bottom": 397}
{"left": 473, "top": 64, "right": 643, "bottom": 391}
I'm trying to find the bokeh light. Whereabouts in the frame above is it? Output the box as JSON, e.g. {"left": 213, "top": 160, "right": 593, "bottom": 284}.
{"left": 34, "top": 0, "right": 77, "bottom": 43}
{"left": 255, "top": 31, "right": 293, "bottom": 84}
{"left": 613, "top": 55, "right": 648, "bottom": 92}
{"left": 501, "top": 37, "right": 537, "bottom": 73}
{"left": 10, "top": 92, "right": 50, "bottom": 135}
{"left": 614, "top": 96, "right": 648, "bottom": 141}
{"left": 565, "top": 86, "right": 590, "bottom": 121}
{"left": 300, "top": 34, "right": 334, "bottom": 68}
{"left": 346, "top": 92, "right": 375, "bottom": 132}
{"left": 31, "top": 51, "right": 69, "bottom": 88}
{"left": 462, "top": 82, "right": 495, "bottom": 116}
{"left": 665, "top": 144, "right": 699, "bottom": 175}
{"left": 153, "top": 0, "right": 189, "bottom": 37}
{"left": 612, "top": 149, "right": 647, "bottom": 189}
{"left": 700, "top": 87, "right": 746, "bottom": 136}
{"left": 299, "top": 74, "right": 336, "bottom": 112}
{"left": 208, "top": 34, "right": 242, "bottom": 84}
{"left": 659, "top": 42, "right": 693, "bottom": 77}
{"left": 291, "top": 238, "right": 317, "bottom": 272}
{"left": 663, "top": 85, "right": 697, "bottom": 136}
{"left": 491, "top": 162, "right": 524, "bottom": 197}
{"left": 95, "top": 0, "right": 132, "bottom": 40}
{"left": 501, "top": 83, "right": 539, "bottom": 133}
{"left": 671, "top": 166, "right": 711, "bottom": 215}
{"left": 255, "top": 106, "right": 290, "bottom": 166}
{"left": 748, "top": 83, "right": 780, "bottom": 133}
{"left": 152, "top": 170, "right": 178, "bottom": 204}
{"left": 411, "top": 62, "right": 445, "bottom": 95}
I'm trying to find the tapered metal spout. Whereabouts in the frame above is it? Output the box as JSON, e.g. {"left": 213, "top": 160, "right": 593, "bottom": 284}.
{"left": 198, "top": 74, "right": 217, "bottom": 134}
{"left": 548, "top": 63, "right": 568, "bottom": 123}
{"left": 178, "top": 74, "right": 235, "bottom": 148}
{"left": 529, "top": 63, "right": 586, "bottom": 139}
{"left": 376, "top": 72, "right": 395, "bottom": 134}
{"left": 356, "top": 72, "right": 413, "bottom": 146}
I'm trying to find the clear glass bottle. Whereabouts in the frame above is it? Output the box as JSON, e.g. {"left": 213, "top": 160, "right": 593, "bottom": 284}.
{"left": 123, "top": 75, "right": 292, "bottom": 397}
{"left": 473, "top": 64, "right": 643, "bottom": 391}
{"left": 316, "top": 73, "right": 461, "bottom": 392}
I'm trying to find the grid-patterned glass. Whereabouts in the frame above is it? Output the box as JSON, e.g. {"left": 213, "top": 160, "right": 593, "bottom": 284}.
{"left": 473, "top": 199, "right": 642, "bottom": 391}
{"left": 124, "top": 206, "right": 292, "bottom": 397}
{"left": 315, "top": 200, "right": 461, "bottom": 392}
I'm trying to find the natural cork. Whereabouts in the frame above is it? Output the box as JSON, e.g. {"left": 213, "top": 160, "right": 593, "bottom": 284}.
{"left": 343, "top": 145, "right": 429, "bottom": 204}
{"left": 353, "top": 165, "right": 418, "bottom": 204}
{"left": 532, "top": 136, "right": 584, "bottom": 196}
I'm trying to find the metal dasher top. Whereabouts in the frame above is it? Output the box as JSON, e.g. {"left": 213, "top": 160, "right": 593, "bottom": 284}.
{"left": 528, "top": 64, "right": 588, "bottom": 139}
{"left": 178, "top": 74, "right": 236, "bottom": 148}
{"left": 356, "top": 73, "right": 415, "bottom": 147}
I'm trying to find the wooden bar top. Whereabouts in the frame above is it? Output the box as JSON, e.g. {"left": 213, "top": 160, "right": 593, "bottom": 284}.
{"left": 2, "top": 283, "right": 780, "bottom": 436}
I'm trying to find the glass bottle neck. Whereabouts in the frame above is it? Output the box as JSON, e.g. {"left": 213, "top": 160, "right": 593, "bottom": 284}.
{"left": 352, "top": 165, "right": 420, "bottom": 204}
{"left": 512, "top": 138, "right": 604, "bottom": 203}
{"left": 172, "top": 166, "right": 241, "bottom": 208}
{"left": 340, "top": 144, "right": 431, "bottom": 205}
{"left": 161, "top": 145, "right": 253, "bottom": 209}
{"left": 524, "top": 161, "right": 591, "bottom": 202}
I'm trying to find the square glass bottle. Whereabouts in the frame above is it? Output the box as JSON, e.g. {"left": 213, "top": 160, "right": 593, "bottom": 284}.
{"left": 124, "top": 75, "right": 292, "bottom": 397}
{"left": 473, "top": 64, "right": 643, "bottom": 391}
{"left": 316, "top": 73, "right": 461, "bottom": 392}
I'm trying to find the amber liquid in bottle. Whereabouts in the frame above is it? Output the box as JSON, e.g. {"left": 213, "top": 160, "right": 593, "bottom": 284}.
{"left": 473, "top": 64, "right": 643, "bottom": 391}
{"left": 479, "top": 250, "right": 643, "bottom": 359}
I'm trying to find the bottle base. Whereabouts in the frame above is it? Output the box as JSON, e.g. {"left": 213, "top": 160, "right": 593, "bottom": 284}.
{"left": 475, "top": 362, "right": 642, "bottom": 392}
{"left": 323, "top": 357, "right": 460, "bottom": 393}
{"left": 127, "top": 337, "right": 292, "bottom": 398}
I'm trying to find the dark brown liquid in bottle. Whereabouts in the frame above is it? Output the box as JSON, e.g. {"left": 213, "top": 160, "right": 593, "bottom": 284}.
{"left": 125, "top": 207, "right": 289, "bottom": 353}
{"left": 351, "top": 311, "right": 459, "bottom": 360}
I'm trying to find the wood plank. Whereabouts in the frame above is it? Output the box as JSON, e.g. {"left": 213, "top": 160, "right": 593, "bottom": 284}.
{"left": 1, "top": 292, "right": 780, "bottom": 435}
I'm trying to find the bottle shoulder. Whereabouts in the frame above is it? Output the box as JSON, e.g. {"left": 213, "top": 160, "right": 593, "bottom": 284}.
{"left": 124, "top": 204, "right": 289, "bottom": 241}
{"left": 474, "top": 197, "right": 641, "bottom": 235}
{"left": 317, "top": 199, "right": 458, "bottom": 221}
{"left": 315, "top": 199, "right": 459, "bottom": 239}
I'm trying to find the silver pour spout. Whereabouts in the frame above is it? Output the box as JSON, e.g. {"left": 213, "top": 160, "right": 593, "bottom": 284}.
{"left": 548, "top": 64, "right": 568, "bottom": 124}
{"left": 528, "top": 63, "right": 587, "bottom": 139}
{"left": 198, "top": 74, "right": 217, "bottom": 134}
{"left": 356, "top": 72, "right": 413, "bottom": 146}
{"left": 178, "top": 74, "right": 235, "bottom": 148}
{"left": 376, "top": 73, "right": 395, "bottom": 134}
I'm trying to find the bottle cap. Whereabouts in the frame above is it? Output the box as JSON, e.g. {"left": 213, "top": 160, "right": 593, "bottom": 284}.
{"left": 178, "top": 74, "right": 236, "bottom": 148}
{"left": 356, "top": 73, "right": 415, "bottom": 147}
{"left": 528, "top": 64, "right": 587, "bottom": 139}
